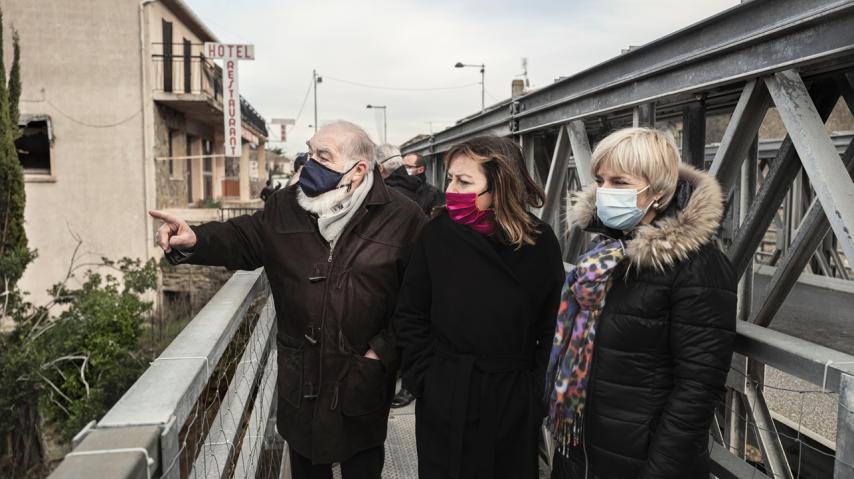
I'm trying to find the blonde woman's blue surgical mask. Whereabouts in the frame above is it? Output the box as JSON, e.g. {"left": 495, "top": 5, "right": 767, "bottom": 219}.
{"left": 595, "top": 185, "right": 656, "bottom": 231}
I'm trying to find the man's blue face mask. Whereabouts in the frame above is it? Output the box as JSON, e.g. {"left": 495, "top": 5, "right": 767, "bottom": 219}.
{"left": 298, "top": 158, "right": 359, "bottom": 197}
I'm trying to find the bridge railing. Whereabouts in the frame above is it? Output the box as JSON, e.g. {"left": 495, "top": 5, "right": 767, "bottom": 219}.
{"left": 47, "top": 263, "right": 854, "bottom": 478}
{"left": 48, "top": 269, "right": 284, "bottom": 479}
{"left": 714, "top": 322, "right": 854, "bottom": 479}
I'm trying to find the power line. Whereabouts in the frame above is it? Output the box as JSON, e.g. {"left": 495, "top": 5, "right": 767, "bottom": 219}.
{"left": 291, "top": 73, "right": 315, "bottom": 127}
{"left": 319, "top": 73, "right": 480, "bottom": 92}
{"left": 24, "top": 96, "right": 142, "bottom": 129}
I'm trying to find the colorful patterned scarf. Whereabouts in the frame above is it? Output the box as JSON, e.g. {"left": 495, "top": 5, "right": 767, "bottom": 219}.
{"left": 545, "top": 239, "right": 625, "bottom": 452}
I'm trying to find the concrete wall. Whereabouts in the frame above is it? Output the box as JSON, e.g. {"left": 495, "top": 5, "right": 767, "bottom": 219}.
{"left": 2, "top": 0, "right": 148, "bottom": 306}
{"left": 149, "top": 2, "right": 206, "bottom": 54}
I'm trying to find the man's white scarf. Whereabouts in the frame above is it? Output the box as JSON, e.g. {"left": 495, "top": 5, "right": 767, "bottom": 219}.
{"left": 297, "top": 169, "right": 375, "bottom": 248}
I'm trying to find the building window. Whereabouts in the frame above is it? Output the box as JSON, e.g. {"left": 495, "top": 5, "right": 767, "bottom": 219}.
{"left": 162, "top": 20, "right": 173, "bottom": 93}
{"left": 16, "top": 118, "right": 52, "bottom": 175}
{"left": 183, "top": 38, "right": 192, "bottom": 94}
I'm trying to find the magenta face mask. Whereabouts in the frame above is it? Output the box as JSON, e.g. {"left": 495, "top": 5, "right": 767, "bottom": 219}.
{"left": 446, "top": 191, "right": 495, "bottom": 236}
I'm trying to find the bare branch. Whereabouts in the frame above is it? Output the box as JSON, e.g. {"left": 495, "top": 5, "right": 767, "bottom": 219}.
{"left": 37, "top": 372, "right": 73, "bottom": 404}
{"left": 47, "top": 392, "right": 70, "bottom": 418}
{"left": 79, "top": 356, "right": 90, "bottom": 397}
{"left": 0, "top": 277, "right": 9, "bottom": 324}
{"left": 23, "top": 236, "right": 84, "bottom": 342}
{"left": 40, "top": 355, "right": 88, "bottom": 370}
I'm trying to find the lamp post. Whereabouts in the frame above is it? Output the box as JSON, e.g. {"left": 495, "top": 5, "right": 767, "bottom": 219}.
{"left": 313, "top": 70, "right": 323, "bottom": 133}
{"left": 366, "top": 104, "right": 387, "bottom": 143}
{"left": 455, "top": 62, "right": 485, "bottom": 112}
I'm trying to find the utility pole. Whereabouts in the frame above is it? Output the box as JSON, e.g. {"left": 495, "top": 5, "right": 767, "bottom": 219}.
{"left": 366, "top": 105, "right": 388, "bottom": 143}
{"left": 313, "top": 70, "right": 322, "bottom": 133}
{"left": 480, "top": 64, "right": 485, "bottom": 112}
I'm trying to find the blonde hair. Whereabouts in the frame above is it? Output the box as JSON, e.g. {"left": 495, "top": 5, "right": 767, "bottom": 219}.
{"left": 591, "top": 127, "right": 680, "bottom": 206}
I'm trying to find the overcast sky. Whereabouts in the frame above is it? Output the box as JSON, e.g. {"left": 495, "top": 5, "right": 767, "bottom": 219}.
{"left": 186, "top": 0, "right": 740, "bottom": 155}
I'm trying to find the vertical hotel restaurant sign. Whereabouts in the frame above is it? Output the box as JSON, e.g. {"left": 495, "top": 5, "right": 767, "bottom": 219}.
{"left": 204, "top": 43, "right": 255, "bottom": 158}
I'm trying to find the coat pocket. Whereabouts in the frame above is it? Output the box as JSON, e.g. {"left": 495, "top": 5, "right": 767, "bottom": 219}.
{"left": 277, "top": 335, "right": 304, "bottom": 409}
{"left": 340, "top": 355, "right": 388, "bottom": 416}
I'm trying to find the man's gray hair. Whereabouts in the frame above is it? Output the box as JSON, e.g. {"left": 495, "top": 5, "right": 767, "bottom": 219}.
{"left": 376, "top": 143, "right": 404, "bottom": 172}
{"left": 320, "top": 120, "right": 376, "bottom": 167}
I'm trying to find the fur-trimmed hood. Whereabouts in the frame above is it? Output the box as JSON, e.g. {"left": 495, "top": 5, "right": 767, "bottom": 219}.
{"left": 568, "top": 164, "right": 724, "bottom": 271}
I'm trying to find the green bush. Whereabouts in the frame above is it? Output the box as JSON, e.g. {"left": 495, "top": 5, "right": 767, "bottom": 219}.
{"left": 0, "top": 256, "right": 157, "bottom": 477}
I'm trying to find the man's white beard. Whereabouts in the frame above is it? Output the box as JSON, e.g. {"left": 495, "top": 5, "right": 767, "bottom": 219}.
{"left": 297, "top": 182, "right": 351, "bottom": 217}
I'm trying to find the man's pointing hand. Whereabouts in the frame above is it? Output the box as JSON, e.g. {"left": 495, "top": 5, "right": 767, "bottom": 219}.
{"left": 149, "top": 209, "right": 197, "bottom": 253}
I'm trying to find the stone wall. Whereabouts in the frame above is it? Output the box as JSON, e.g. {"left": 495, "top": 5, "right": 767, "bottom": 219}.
{"left": 160, "top": 261, "right": 233, "bottom": 320}
{"left": 155, "top": 104, "right": 190, "bottom": 209}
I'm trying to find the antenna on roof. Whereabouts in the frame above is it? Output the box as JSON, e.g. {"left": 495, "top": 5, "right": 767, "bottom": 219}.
{"left": 515, "top": 57, "right": 530, "bottom": 88}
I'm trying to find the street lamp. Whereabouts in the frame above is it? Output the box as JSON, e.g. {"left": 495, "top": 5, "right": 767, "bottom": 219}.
{"left": 313, "top": 70, "right": 323, "bottom": 133}
{"left": 455, "top": 62, "right": 485, "bottom": 112}
{"left": 366, "top": 104, "right": 387, "bottom": 144}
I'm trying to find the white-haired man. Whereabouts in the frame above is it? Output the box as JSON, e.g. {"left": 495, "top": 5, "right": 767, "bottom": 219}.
{"left": 149, "top": 121, "right": 426, "bottom": 479}
{"left": 375, "top": 143, "right": 404, "bottom": 180}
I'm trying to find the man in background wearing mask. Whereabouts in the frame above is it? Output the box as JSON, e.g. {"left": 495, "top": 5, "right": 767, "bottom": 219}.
{"left": 149, "top": 120, "right": 426, "bottom": 479}
{"left": 395, "top": 152, "right": 444, "bottom": 216}
{"left": 376, "top": 143, "right": 405, "bottom": 181}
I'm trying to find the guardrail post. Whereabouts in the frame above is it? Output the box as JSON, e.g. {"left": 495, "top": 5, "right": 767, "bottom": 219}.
{"left": 835, "top": 372, "right": 854, "bottom": 478}
{"left": 159, "top": 415, "right": 179, "bottom": 479}
{"left": 745, "top": 360, "right": 794, "bottom": 479}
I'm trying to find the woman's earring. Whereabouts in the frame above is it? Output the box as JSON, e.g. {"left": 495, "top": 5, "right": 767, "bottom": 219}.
{"left": 653, "top": 199, "right": 661, "bottom": 210}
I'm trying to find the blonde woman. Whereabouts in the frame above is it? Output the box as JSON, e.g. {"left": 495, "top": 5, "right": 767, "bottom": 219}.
{"left": 545, "top": 128, "right": 736, "bottom": 478}
{"left": 395, "top": 136, "right": 565, "bottom": 478}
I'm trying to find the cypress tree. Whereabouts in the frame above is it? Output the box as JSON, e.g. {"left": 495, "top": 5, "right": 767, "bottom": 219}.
{"left": 0, "top": 10, "right": 32, "bottom": 300}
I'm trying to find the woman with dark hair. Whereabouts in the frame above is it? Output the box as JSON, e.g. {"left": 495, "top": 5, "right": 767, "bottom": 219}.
{"left": 395, "top": 135, "right": 565, "bottom": 478}
{"left": 545, "top": 127, "right": 736, "bottom": 478}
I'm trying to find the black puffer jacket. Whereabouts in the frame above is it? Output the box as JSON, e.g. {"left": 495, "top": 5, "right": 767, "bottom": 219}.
{"left": 555, "top": 165, "right": 736, "bottom": 479}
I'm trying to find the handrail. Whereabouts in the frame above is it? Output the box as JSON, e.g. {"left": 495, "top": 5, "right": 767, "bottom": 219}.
{"left": 49, "top": 270, "right": 276, "bottom": 479}
{"left": 48, "top": 268, "right": 854, "bottom": 478}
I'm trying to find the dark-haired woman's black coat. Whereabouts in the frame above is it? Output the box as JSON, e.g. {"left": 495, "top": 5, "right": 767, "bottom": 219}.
{"left": 395, "top": 211, "right": 565, "bottom": 479}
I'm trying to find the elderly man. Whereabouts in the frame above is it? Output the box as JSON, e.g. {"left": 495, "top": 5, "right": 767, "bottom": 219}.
{"left": 149, "top": 121, "right": 425, "bottom": 479}
{"left": 375, "top": 143, "right": 404, "bottom": 180}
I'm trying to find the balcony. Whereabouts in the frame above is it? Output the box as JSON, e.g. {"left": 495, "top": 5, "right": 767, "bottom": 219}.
{"left": 151, "top": 43, "right": 267, "bottom": 138}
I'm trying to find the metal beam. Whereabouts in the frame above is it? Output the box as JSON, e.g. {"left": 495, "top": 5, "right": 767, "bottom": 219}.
{"left": 682, "top": 99, "right": 707, "bottom": 169}
{"left": 727, "top": 80, "right": 841, "bottom": 275}
{"left": 765, "top": 70, "right": 854, "bottom": 268}
{"left": 632, "top": 103, "right": 656, "bottom": 128}
{"left": 751, "top": 137, "right": 854, "bottom": 327}
{"left": 521, "top": 135, "right": 539, "bottom": 186}
{"left": 836, "top": 373, "right": 854, "bottom": 479}
{"left": 710, "top": 80, "right": 772, "bottom": 194}
{"left": 735, "top": 321, "right": 854, "bottom": 394}
{"left": 536, "top": 126, "right": 571, "bottom": 228}
{"left": 743, "top": 376, "right": 794, "bottom": 479}
{"left": 566, "top": 120, "right": 593, "bottom": 187}
{"left": 736, "top": 137, "right": 758, "bottom": 325}
{"left": 710, "top": 440, "right": 771, "bottom": 479}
